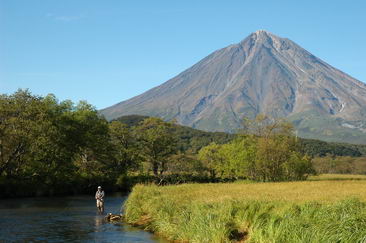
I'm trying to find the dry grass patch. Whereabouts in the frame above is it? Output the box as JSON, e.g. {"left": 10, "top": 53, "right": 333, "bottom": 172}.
{"left": 154, "top": 179, "right": 366, "bottom": 203}
{"left": 124, "top": 175, "right": 366, "bottom": 243}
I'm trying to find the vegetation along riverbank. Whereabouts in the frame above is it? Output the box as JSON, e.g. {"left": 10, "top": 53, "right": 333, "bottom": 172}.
{"left": 124, "top": 175, "right": 366, "bottom": 243}
{"left": 1, "top": 89, "right": 366, "bottom": 198}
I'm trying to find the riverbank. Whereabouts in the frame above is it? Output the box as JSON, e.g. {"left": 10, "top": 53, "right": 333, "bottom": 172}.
{"left": 123, "top": 175, "right": 366, "bottom": 243}
{"left": 0, "top": 174, "right": 219, "bottom": 198}
{"left": 0, "top": 176, "right": 119, "bottom": 198}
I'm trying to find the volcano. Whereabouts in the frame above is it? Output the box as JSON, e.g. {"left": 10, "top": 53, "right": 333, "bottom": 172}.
{"left": 101, "top": 30, "right": 366, "bottom": 144}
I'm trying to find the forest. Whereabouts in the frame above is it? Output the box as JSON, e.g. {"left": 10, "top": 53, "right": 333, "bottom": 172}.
{"left": 1, "top": 90, "right": 365, "bottom": 197}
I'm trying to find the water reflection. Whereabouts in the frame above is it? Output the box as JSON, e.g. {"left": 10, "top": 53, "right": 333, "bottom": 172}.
{"left": 95, "top": 215, "right": 104, "bottom": 229}
{"left": 0, "top": 194, "right": 167, "bottom": 243}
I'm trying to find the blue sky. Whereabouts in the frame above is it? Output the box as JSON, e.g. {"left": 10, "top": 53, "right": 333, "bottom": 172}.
{"left": 1, "top": 0, "right": 365, "bottom": 109}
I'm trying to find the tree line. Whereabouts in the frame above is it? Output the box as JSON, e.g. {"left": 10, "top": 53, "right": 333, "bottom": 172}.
{"left": 116, "top": 115, "right": 366, "bottom": 158}
{"left": 1, "top": 90, "right": 365, "bottom": 197}
{"left": 0, "top": 90, "right": 203, "bottom": 196}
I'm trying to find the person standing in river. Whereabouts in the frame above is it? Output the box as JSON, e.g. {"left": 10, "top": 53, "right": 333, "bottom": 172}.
{"left": 95, "top": 186, "right": 105, "bottom": 213}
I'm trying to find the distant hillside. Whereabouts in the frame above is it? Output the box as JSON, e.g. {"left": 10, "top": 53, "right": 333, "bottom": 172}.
{"left": 101, "top": 30, "right": 366, "bottom": 145}
{"left": 114, "top": 115, "right": 366, "bottom": 157}
{"left": 114, "top": 115, "right": 234, "bottom": 153}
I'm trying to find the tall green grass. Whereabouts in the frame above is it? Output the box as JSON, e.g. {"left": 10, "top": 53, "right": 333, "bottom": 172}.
{"left": 124, "top": 184, "right": 366, "bottom": 243}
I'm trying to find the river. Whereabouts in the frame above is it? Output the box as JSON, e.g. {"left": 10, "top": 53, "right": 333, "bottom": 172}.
{"left": 0, "top": 193, "right": 167, "bottom": 243}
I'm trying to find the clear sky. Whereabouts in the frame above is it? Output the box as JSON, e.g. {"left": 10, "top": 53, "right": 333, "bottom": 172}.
{"left": 1, "top": 0, "right": 365, "bottom": 109}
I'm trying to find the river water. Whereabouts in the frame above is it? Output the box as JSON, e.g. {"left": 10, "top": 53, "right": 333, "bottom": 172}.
{"left": 0, "top": 193, "right": 167, "bottom": 243}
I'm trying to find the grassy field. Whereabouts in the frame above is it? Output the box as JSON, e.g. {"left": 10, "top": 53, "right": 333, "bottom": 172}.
{"left": 124, "top": 174, "right": 366, "bottom": 243}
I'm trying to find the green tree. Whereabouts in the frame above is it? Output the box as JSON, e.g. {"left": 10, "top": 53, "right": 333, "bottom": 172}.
{"left": 220, "top": 136, "right": 257, "bottom": 179}
{"left": 71, "top": 101, "right": 114, "bottom": 180}
{"left": 109, "top": 121, "right": 141, "bottom": 174}
{"left": 168, "top": 152, "right": 204, "bottom": 175}
{"left": 0, "top": 90, "right": 44, "bottom": 178}
{"left": 243, "top": 115, "right": 314, "bottom": 181}
{"left": 135, "top": 117, "right": 177, "bottom": 176}
{"left": 0, "top": 90, "right": 81, "bottom": 190}
{"left": 197, "top": 142, "right": 225, "bottom": 178}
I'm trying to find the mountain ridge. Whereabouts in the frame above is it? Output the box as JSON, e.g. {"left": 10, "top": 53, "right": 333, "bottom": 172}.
{"left": 101, "top": 30, "right": 366, "bottom": 144}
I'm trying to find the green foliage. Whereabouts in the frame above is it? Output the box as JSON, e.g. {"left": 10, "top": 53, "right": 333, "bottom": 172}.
{"left": 198, "top": 142, "right": 225, "bottom": 178}
{"left": 198, "top": 115, "right": 314, "bottom": 182}
{"left": 113, "top": 114, "right": 149, "bottom": 127}
{"left": 115, "top": 115, "right": 234, "bottom": 153}
{"left": 167, "top": 152, "right": 205, "bottom": 175}
{"left": 221, "top": 137, "right": 257, "bottom": 179}
{"left": 299, "top": 138, "right": 365, "bottom": 157}
{"left": 0, "top": 89, "right": 118, "bottom": 197}
{"left": 135, "top": 117, "right": 177, "bottom": 176}
{"left": 116, "top": 115, "right": 366, "bottom": 157}
{"left": 109, "top": 121, "right": 141, "bottom": 174}
{"left": 0, "top": 90, "right": 76, "bottom": 184}
{"left": 71, "top": 101, "right": 114, "bottom": 178}
{"left": 1, "top": 90, "right": 365, "bottom": 197}
{"left": 0, "top": 90, "right": 221, "bottom": 197}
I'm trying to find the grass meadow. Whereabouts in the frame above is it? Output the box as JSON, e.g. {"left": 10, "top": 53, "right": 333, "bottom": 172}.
{"left": 124, "top": 174, "right": 366, "bottom": 243}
